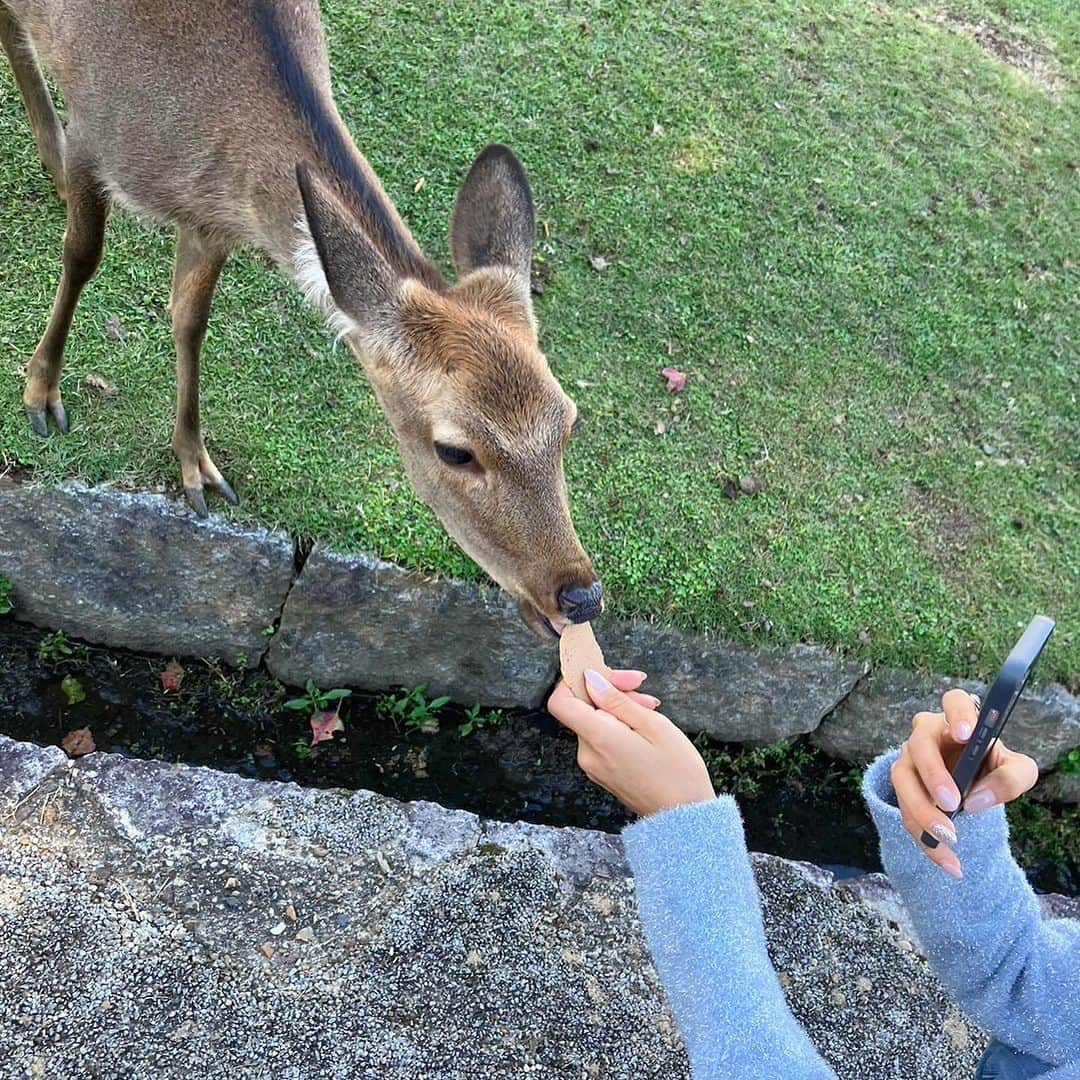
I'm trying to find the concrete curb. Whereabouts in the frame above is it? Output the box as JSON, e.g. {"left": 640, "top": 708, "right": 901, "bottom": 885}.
{"left": 1, "top": 480, "right": 1078, "bottom": 788}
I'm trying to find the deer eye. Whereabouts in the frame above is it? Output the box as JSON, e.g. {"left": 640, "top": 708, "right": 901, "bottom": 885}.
{"left": 435, "top": 442, "right": 474, "bottom": 467}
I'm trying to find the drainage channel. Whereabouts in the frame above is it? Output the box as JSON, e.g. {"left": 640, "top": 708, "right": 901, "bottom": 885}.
{"left": 0, "top": 617, "right": 1074, "bottom": 895}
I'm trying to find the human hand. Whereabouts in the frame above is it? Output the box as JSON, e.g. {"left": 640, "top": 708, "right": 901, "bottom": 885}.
{"left": 891, "top": 688, "right": 1038, "bottom": 878}
{"left": 547, "top": 668, "right": 715, "bottom": 817}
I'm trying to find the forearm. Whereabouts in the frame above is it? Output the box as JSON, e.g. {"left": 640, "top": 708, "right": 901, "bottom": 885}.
{"left": 863, "top": 751, "right": 1080, "bottom": 1066}
{"left": 622, "top": 797, "right": 835, "bottom": 1080}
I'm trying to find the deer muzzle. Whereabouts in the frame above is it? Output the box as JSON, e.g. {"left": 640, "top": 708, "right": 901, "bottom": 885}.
{"left": 557, "top": 580, "right": 604, "bottom": 625}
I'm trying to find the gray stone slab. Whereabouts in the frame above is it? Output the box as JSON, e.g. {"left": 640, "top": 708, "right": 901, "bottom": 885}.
{"left": 0, "top": 481, "right": 295, "bottom": 666}
{"left": 811, "top": 669, "right": 1080, "bottom": 769}
{"left": 1031, "top": 768, "right": 1080, "bottom": 805}
{"left": 0, "top": 738, "right": 993, "bottom": 1079}
{"left": 267, "top": 546, "right": 558, "bottom": 708}
{"left": 269, "top": 549, "right": 865, "bottom": 736}
{"left": 0, "top": 734, "right": 67, "bottom": 809}
{"left": 596, "top": 622, "right": 868, "bottom": 742}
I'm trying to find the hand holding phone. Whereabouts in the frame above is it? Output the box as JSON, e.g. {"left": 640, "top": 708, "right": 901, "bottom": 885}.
{"left": 920, "top": 615, "right": 1054, "bottom": 848}
{"left": 889, "top": 617, "right": 1051, "bottom": 877}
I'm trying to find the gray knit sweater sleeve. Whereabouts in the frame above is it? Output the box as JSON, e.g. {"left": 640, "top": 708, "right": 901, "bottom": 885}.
{"left": 621, "top": 796, "right": 836, "bottom": 1079}
{"left": 863, "top": 749, "right": 1080, "bottom": 1074}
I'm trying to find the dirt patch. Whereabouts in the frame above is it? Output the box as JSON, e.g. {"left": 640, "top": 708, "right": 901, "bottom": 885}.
{"left": 933, "top": 12, "right": 1069, "bottom": 98}
{"left": 905, "top": 485, "right": 988, "bottom": 584}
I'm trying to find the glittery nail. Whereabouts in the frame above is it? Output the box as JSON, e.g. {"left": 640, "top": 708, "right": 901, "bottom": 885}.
{"left": 930, "top": 822, "right": 957, "bottom": 846}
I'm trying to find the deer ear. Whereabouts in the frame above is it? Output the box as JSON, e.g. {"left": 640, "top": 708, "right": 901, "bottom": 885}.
{"left": 295, "top": 163, "right": 399, "bottom": 329}
{"left": 451, "top": 144, "right": 535, "bottom": 281}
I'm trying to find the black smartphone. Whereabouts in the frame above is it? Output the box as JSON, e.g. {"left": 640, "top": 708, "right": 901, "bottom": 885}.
{"left": 921, "top": 615, "right": 1055, "bottom": 849}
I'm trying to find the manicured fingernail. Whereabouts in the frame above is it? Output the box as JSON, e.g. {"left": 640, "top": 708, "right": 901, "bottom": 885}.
{"left": 930, "top": 822, "right": 957, "bottom": 846}
{"left": 585, "top": 669, "right": 612, "bottom": 693}
{"left": 954, "top": 721, "right": 973, "bottom": 741}
{"left": 964, "top": 787, "right": 996, "bottom": 813}
{"left": 935, "top": 785, "right": 960, "bottom": 813}
{"left": 641, "top": 695, "right": 661, "bottom": 707}
{"left": 941, "top": 860, "right": 963, "bottom": 881}
{"left": 629, "top": 670, "right": 648, "bottom": 680}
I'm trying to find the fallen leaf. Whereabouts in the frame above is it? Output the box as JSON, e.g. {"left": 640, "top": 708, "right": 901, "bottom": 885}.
{"left": 60, "top": 675, "right": 86, "bottom": 706}
{"left": 310, "top": 708, "right": 345, "bottom": 746}
{"left": 588, "top": 254, "right": 610, "bottom": 272}
{"left": 661, "top": 367, "right": 687, "bottom": 393}
{"left": 61, "top": 727, "right": 95, "bottom": 757}
{"left": 738, "top": 475, "right": 765, "bottom": 495}
{"left": 160, "top": 661, "right": 185, "bottom": 693}
{"left": 84, "top": 373, "right": 119, "bottom": 397}
{"left": 653, "top": 419, "right": 667, "bottom": 435}
{"left": 413, "top": 176, "right": 426, "bottom": 194}
{"left": 651, "top": 121, "right": 664, "bottom": 136}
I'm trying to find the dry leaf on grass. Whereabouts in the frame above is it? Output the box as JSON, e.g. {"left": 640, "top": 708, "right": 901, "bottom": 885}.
{"left": 661, "top": 367, "right": 687, "bottom": 392}
{"left": 84, "top": 374, "right": 119, "bottom": 397}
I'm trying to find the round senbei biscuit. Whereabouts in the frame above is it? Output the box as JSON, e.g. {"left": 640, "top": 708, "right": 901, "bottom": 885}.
{"left": 559, "top": 622, "right": 612, "bottom": 701}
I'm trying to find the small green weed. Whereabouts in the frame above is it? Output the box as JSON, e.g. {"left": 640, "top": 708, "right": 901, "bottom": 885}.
{"left": 1006, "top": 798, "right": 1079, "bottom": 893}
{"left": 694, "top": 735, "right": 815, "bottom": 798}
{"left": 283, "top": 678, "right": 352, "bottom": 715}
{"left": 0, "top": 575, "right": 12, "bottom": 616}
{"left": 37, "top": 630, "right": 74, "bottom": 665}
{"left": 378, "top": 684, "right": 451, "bottom": 736}
{"left": 458, "top": 705, "right": 506, "bottom": 738}
{"left": 292, "top": 738, "right": 314, "bottom": 760}
{"left": 1058, "top": 748, "right": 1080, "bottom": 777}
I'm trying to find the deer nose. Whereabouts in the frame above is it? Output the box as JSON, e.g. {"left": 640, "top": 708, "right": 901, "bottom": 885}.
{"left": 558, "top": 580, "right": 604, "bottom": 624}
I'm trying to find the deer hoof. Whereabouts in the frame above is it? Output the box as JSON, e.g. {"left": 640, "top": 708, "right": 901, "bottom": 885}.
{"left": 215, "top": 476, "right": 239, "bottom": 506}
{"left": 25, "top": 407, "right": 49, "bottom": 438}
{"left": 184, "top": 487, "right": 210, "bottom": 518}
{"left": 49, "top": 400, "right": 69, "bottom": 435}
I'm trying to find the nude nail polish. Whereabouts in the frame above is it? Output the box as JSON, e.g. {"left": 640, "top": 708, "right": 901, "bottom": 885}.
{"left": 585, "top": 668, "right": 612, "bottom": 693}
{"left": 935, "top": 785, "right": 960, "bottom": 813}
{"left": 964, "top": 788, "right": 997, "bottom": 813}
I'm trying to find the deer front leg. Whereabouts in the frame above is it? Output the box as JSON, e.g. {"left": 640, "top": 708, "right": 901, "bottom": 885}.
{"left": 169, "top": 228, "right": 236, "bottom": 517}
{"left": 23, "top": 158, "right": 109, "bottom": 435}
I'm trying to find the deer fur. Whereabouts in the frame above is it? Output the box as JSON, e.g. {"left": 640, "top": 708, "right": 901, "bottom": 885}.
{"left": 1, "top": 0, "right": 604, "bottom": 635}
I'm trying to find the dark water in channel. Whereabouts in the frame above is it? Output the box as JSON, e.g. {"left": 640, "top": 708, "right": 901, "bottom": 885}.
{"left": 0, "top": 618, "right": 1073, "bottom": 895}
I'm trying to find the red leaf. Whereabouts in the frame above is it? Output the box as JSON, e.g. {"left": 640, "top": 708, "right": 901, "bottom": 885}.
{"left": 661, "top": 367, "right": 687, "bottom": 392}
{"left": 310, "top": 709, "right": 345, "bottom": 746}
{"left": 160, "top": 661, "right": 185, "bottom": 694}
{"left": 61, "top": 727, "right": 96, "bottom": 758}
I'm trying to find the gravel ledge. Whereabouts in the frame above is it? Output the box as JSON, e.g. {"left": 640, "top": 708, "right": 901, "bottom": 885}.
{"left": 0, "top": 735, "right": 992, "bottom": 1080}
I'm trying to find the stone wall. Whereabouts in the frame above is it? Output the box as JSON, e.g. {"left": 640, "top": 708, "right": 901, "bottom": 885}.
{"left": 2, "top": 480, "right": 1077, "bottom": 795}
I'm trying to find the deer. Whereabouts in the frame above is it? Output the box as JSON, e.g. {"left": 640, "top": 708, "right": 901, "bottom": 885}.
{"left": 0, "top": 0, "right": 604, "bottom": 638}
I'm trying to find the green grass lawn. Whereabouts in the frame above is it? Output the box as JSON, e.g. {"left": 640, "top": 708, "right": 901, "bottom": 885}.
{"left": 1, "top": 0, "right": 1077, "bottom": 684}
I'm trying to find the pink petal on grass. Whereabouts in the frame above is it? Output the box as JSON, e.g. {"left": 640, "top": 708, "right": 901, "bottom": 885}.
{"left": 310, "top": 709, "right": 345, "bottom": 746}
{"left": 661, "top": 367, "right": 687, "bottom": 392}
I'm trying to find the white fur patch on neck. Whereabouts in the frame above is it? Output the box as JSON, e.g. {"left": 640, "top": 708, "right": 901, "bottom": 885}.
{"left": 292, "top": 219, "right": 359, "bottom": 343}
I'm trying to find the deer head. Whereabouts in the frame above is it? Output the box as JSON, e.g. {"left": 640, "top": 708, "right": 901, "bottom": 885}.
{"left": 295, "top": 145, "right": 602, "bottom": 638}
